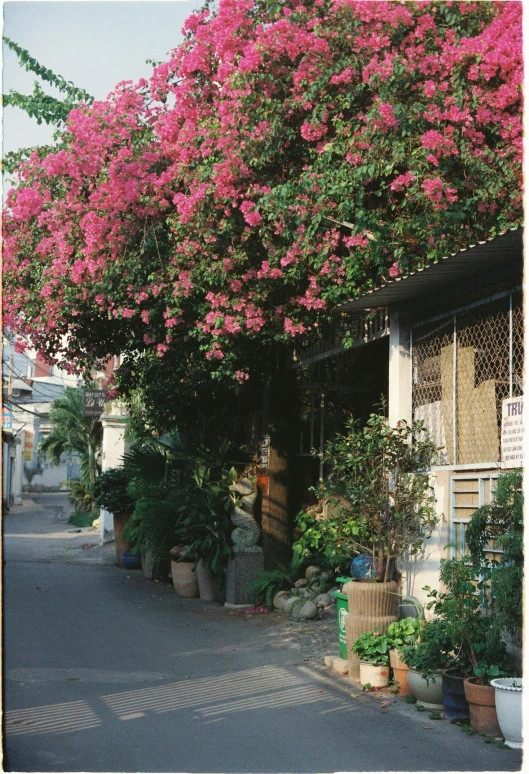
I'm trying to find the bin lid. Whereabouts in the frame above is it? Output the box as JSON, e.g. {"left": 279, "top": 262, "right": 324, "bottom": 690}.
{"left": 331, "top": 590, "right": 348, "bottom": 601}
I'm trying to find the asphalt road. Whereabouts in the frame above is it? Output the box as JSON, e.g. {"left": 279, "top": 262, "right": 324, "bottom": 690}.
{"left": 2, "top": 494, "right": 523, "bottom": 773}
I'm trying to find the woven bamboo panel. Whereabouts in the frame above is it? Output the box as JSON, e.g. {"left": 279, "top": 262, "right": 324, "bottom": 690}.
{"left": 346, "top": 580, "right": 399, "bottom": 617}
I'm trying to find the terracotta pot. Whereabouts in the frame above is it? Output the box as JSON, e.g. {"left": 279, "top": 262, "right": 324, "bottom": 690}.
{"left": 171, "top": 560, "right": 199, "bottom": 598}
{"left": 407, "top": 668, "right": 444, "bottom": 710}
{"left": 344, "top": 581, "right": 398, "bottom": 681}
{"left": 464, "top": 677, "right": 501, "bottom": 737}
{"left": 442, "top": 669, "right": 470, "bottom": 722}
{"left": 112, "top": 511, "right": 131, "bottom": 566}
{"left": 196, "top": 559, "right": 225, "bottom": 603}
{"left": 389, "top": 649, "right": 411, "bottom": 696}
{"left": 141, "top": 551, "right": 170, "bottom": 582}
{"left": 490, "top": 678, "right": 523, "bottom": 748}
{"left": 359, "top": 661, "right": 390, "bottom": 689}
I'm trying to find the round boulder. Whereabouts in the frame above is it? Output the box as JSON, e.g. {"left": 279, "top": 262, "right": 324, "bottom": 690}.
{"left": 291, "top": 600, "right": 318, "bottom": 620}
{"left": 295, "top": 578, "right": 308, "bottom": 588}
{"left": 315, "top": 593, "right": 333, "bottom": 608}
{"left": 282, "top": 596, "right": 300, "bottom": 614}
{"left": 273, "top": 591, "right": 289, "bottom": 611}
{"left": 305, "top": 565, "right": 320, "bottom": 581}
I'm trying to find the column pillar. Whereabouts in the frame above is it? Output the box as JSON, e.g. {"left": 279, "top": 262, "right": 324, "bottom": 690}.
{"left": 99, "top": 401, "right": 129, "bottom": 544}
{"left": 388, "top": 306, "right": 412, "bottom": 427}
{"left": 259, "top": 367, "right": 296, "bottom": 570}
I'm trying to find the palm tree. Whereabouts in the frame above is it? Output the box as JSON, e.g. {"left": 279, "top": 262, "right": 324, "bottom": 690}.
{"left": 39, "top": 387, "right": 102, "bottom": 490}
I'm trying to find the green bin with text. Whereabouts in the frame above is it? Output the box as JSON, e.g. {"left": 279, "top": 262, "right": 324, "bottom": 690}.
{"left": 332, "top": 577, "right": 350, "bottom": 660}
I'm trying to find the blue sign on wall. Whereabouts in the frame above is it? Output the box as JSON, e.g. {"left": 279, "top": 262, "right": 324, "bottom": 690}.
{"left": 2, "top": 407, "right": 13, "bottom": 430}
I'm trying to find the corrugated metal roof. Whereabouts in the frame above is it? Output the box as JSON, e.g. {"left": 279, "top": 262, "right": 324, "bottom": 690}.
{"left": 338, "top": 227, "right": 523, "bottom": 312}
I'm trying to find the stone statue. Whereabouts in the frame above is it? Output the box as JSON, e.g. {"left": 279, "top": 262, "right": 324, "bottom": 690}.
{"left": 229, "top": 478, "right": 261, "bottom": 552}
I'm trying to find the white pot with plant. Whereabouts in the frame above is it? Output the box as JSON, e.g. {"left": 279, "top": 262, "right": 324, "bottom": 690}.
{"left": 352, "top": 630, "right": 391, "bottom": 689}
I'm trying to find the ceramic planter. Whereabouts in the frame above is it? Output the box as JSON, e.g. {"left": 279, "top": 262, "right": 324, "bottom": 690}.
{"left": 345, "top": 581, "right": 398, "bottom": 681}
{"left": 112, "top": 511, "right": 131, "bottom": 566}
{"left": 389, "top": 649, "right": 411, "bottom": 696}
{"left": 442, "top": 669, "right": 470, "bottom": 722}
{"left": 171, "top": 560, "right": 199, "bottom": 598}
{"left": 407, "top": 668, "right": 444, "bottom": 710}
{"left": 121, "top": 551, "right": 141, "bottom": 569}
{"left": 359, "top": 660, "right": 390, "bottom": 689}
{"left": 196, "top": 559, "right": 226, "bottom": 603}
{"left": 490, "top": 678, "right": 523, "bottom": 749}
{"left": 464, "top": 677, "right": 501, "bottom": 737}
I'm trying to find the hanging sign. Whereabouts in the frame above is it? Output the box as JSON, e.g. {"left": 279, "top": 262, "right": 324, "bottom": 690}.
{"left": 23, "top": 431, "right": 34, "bottom": 461}
{"left": 2, "top": 407, "right": 13, "bottom": 430}
{"left": 501, "top": 396, "right": 524, "bottom": 468}
{"left": 259, "top": 434, "right": 270, "bottom": 467}
{"left": 82, "top": 389, "right": 108, "bottom": 417}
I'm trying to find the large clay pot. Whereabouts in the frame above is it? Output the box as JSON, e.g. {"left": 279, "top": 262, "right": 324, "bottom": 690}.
{"left": 442, "top": 669, "right": 470, "bottom": 722}
{"left": 171, "top": 560, "right": 199, "bottom": 598}
{"left": 390, "top": 649, "right": 411, "bottom": 696}
{"left": 142, "top": 551, "right": 170, "bottom": 582}
{"left": 408, "top": 669, "right": 444, "bottom": 710}
{"left": 345, "top": 580, "right": 398, "bottom": 680}
{"left": 490, "top": 678, "right": 523, "bottom": 749}
{"left": 196, "top": 559, "right": 225, "bottom": 603}
{"left": 359, "top": 661, "right": 390, "bottom": 689}
{"left": 464, "top": 677, "right": 501, "bottom": 737}
{"left": 113, "top": 511, "right": 131, "bottom": 566}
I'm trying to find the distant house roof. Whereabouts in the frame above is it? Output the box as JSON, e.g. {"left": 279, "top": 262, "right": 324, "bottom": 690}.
{"left": 338, "top": 227, "right": 523, "bottom": 312}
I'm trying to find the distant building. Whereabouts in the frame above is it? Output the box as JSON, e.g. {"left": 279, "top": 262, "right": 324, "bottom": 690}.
{"left": 2, "top": 337, "right": 81, "bottom": 501}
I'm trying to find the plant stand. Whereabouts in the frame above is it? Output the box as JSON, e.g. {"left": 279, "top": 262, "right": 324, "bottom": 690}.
{"left": 225, "top": 548, "right": 264, "bottom": 606}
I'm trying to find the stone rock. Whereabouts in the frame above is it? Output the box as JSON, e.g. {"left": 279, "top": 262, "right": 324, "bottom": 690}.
{"left": 291, "top": 600, "right": 318, "bottom": 620}
{"left": 282, "top": 596, "right": 300, "bottom": 614}
{"left": 298, "top": 588, "right": 315, "bottom": 598}
{"left": 305, "top": 565, "right": 320, "bottom": 581}
{"left": 295, "top": 578, "right": 308, "bottom": 588}
{"left": 315, "top": 593, "right": 333, "bottom": 608}
{"left": 273, "top": 591, "right": 289, "bottom": 611}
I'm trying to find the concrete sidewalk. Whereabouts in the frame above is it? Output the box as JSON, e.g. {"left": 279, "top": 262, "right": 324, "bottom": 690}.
{"left": 3, "top": 492, "right": 116, "bottom": 565}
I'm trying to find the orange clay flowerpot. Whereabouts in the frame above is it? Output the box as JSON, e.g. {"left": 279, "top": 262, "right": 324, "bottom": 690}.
{"left": 464, "top": 677, "right": 501, "bottom": 738}
{"left": 389, "top": 649, "right": 411, "bottom": 696}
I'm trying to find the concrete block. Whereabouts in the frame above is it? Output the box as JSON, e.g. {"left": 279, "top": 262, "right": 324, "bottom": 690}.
{"left": 226, "top": 549, "right": 264, "bottom": 605}
{"left": 324, "top": 655, "right": 349, "bottom": 675}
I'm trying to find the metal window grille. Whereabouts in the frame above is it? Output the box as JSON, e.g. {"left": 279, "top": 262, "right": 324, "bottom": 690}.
{"left": 412, "top": 290, "right": 523, "bottom": 467}
{"left": 291, "top": 308, "right": 389, "bottom": 367}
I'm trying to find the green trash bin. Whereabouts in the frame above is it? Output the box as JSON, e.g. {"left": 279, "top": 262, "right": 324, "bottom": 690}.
{"left": 332, "top": 576, "right": 351, "bottom": 660}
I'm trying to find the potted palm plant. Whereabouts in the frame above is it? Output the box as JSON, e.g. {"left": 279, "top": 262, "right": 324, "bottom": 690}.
{"left": 174, "top": 464, "right": 240, "bottom": 602}
{"left": 310, "top": 411, "right": 439, "bottom": 679}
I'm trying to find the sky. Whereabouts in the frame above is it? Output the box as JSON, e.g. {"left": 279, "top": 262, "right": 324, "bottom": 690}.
{"left": 2, "top": 0, "right": 199, "bottom": 155}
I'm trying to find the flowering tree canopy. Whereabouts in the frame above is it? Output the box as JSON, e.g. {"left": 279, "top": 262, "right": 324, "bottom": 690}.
{"left": 3, "top": 0, "right": 522, "bottom": 386}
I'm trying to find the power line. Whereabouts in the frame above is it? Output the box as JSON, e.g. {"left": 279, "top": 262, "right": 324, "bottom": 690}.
{"left": 2, "top": 359, "right": 77, "bottom": 400}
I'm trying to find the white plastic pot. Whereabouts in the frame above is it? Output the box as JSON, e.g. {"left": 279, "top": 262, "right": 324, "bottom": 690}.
{"left": 490, "top": 678, "right": 523, "bottom": 749}
{"left": 358, "top": 660, "right": 390, "bottom": 689}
